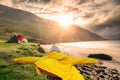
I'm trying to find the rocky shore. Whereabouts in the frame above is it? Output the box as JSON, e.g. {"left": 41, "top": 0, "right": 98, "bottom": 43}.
{"left": 47, "top": 64, "right": 120, "bottom": 80}
{"left": 41, "top": 45, "right": 120, "bottom": 80}
{"left": 76, "top": 64, "right": 120, "bottom": 80}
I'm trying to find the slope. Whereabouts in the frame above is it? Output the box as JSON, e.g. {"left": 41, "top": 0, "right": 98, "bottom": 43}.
{"left": 0, "top": 4, "right": 103, "bottom": 43}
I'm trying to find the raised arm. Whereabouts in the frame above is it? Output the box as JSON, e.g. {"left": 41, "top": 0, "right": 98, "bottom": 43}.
{"left": 13, "top": 57, "right": 41, "bottom": 64}
{"left": 70, "top": 58, "right": 99, "bottom": 65}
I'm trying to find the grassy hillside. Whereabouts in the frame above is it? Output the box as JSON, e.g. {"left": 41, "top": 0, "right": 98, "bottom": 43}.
{"left": 0, "top": 4, "right": 103, "bottom": 43}
{"left": 0, "top": 40, "right": 46, "bottom": 80}
{"left": 0, "top": 40, "right": 93, "bottom": 80}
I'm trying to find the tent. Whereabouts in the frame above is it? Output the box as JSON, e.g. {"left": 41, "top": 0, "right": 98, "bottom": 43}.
{"left": 7, "top": 34, "right": 28, "bottom": 43}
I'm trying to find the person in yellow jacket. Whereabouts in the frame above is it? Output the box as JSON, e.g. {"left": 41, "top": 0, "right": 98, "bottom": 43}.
{"left": 13, "top": 50, "right": 101, "bottom": 80}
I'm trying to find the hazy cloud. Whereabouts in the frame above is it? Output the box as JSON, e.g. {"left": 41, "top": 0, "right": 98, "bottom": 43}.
{"left": 0, "top": 0, "right": 119, "bottom": 25}
{"left": 93, "top": 25, "right": 120, "bottom": 39}
{"left": 90, "top": 5, "right": 120, "bottom": 39}
{"left": 0, "top": 0, "right": 120, "bottom": 39}
{"left": 0, "top": 0, "right": 13, "bottom": 7}
{"left": 114, "top": 0, "right": 120, "bottom": 5}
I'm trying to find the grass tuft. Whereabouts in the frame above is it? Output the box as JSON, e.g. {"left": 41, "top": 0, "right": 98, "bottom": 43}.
{"left": 0, "top": 40, "right": 46, "bottom": 80}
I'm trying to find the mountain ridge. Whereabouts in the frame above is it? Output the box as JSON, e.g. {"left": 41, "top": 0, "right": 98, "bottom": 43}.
{"left": 0, "top": 4, "right": 103, "bottom": 43}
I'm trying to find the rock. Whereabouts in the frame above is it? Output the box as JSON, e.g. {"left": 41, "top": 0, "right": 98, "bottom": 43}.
{"left": 88, "top": 53, "right": 112, "bottom": 60}
{"left": 86, "top": 68, "right": 92, "bottom": 71}
{"left": 99, "top": 75, "right": 105, "bottom": 78}
{"left": 96, "top": 69, "right": 105, "bottom": 74}
{"left": 113, "top": 76, "right": 120, "bottom": 80}
{"left": 99, "top": 66, "right": 107, "bottom": 69}
{"left": 76, "top": 64, "right": 120, "bottom": 80}
{"left": 49, "top": 64, "right": 120, "bottom": 80}
{"left": 111, "top": 69, "right": 118, "bottom": 74}
{"left": 103, "top": 72, "right": 108, "bottom": 75}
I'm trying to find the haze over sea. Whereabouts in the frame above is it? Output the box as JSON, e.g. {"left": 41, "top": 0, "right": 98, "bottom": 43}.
{"left": 59, "top": 40, "right": 120, "bottom": 70}
{"left": 59, "top": 40, "right": 120, "bottom": 50}
{"left": 41, "top": 40, "right": 120, "bottom": 70}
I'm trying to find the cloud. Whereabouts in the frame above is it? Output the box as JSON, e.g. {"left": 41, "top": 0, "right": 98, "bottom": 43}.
{"left": 0, "top": 0, "right": 120, "bottom": 28}
{"left": 90, "top": 5, "right": 120, "bottom": 39}
{"left": 114, "top": 0, "right": 120, "bottom": 5}
{"left": 93, "top": 25, "right": 120, "bottom": 39}
{"left": 0, "top": 0, "right": 13, "bottom": 7}
{"left": 0, "top": 0, "right": 120, "bottom": 39}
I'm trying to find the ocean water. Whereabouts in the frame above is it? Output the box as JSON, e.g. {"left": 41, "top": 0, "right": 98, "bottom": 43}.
{"left": 59, "top": 40, "right": 120, "bottom": 50}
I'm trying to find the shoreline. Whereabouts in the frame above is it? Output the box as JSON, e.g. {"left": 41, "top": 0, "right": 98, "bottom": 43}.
{"left": 41, "top": 44, "right": 120, "bottom": 71}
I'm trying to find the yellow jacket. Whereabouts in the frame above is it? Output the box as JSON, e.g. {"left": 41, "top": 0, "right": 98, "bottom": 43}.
{"left": 13, "top": 51, "right": 99, "bottom": 80}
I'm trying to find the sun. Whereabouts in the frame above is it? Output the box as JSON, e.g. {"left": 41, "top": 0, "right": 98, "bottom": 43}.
{"left": 51, "top": 14, "right": 88, "bottom": 27}
{"left": 57, "top": 15, "right": 73, "bottom": 27}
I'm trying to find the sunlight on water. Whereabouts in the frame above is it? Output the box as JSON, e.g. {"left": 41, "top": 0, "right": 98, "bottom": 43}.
{"left": 59, "top": 40, "right": 120, "bottom": 50}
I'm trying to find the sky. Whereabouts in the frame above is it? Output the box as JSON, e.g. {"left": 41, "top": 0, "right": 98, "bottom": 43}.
{"left": 0, "top": 0, "right": 120, "bottom": 38}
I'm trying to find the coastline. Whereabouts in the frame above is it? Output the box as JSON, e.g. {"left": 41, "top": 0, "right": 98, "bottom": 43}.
{"left": 41, "top": 44, "right": 120, "bottom": 71}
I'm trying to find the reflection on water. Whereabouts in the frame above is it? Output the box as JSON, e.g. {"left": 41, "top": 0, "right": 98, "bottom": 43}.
{"left": 59, "top": 40, "right": 120, "bottom": 50}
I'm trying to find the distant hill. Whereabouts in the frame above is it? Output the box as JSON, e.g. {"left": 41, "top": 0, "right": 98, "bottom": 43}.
{"left": 0, "top": 4, "right": 103, "bottom": 43}
{"left": 90, "top": 13, "right": 120, "bottom": 40}
{"left": 91, "top": 25, "right": 120, "bottom": 40}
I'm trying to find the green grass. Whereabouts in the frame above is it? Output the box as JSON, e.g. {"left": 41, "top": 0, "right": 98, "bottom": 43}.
{"left": 0, "top": 40, "right": 46, "bottom": 80}
{"left": 0, "top": 40, "right": 94, "bottom": 80}
{"left": 83, "top": 74, "right": 93, "bottom": 80}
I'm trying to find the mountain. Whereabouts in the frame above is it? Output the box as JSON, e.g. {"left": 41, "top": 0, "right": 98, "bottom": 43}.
{"left": 90, "top": 25, "right": 120, "bottom": 40}
{"left": 0, "top": 4, "right": 103, "bottom": 43}
{"left": 90, "top": 13, "right": 120, "bottom": 40}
